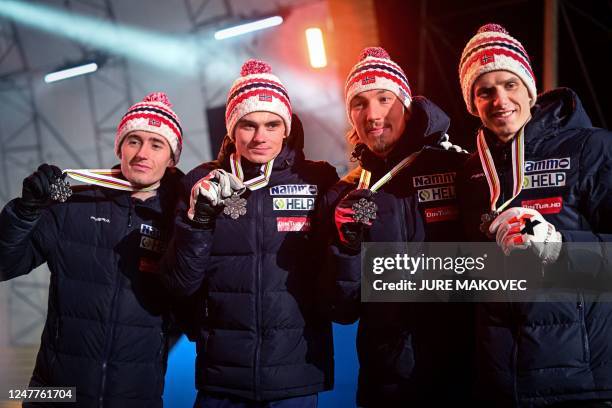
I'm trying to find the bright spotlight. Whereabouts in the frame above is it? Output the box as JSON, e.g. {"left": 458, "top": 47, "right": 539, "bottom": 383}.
{"left": 214, "top": 16, "right": 283, "bottom": 40}
{"left": 305, "top": 28, "right": 327, "bottom": 68}
{"left": 44, "top": 62, "right": 98, "bottom": 83}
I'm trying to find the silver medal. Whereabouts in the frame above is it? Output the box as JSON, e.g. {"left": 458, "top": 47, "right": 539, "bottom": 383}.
{"left": 479, "top": 211, "right": 498, "bottom": 236}
{"left": 223, "top": 193, "right": 247, "bottom": 220}
{"left": 49, "top": 177, "right": 72, "bottom": 203}
{"left": 352, "top": 197, "right": 378, "bottom": 224}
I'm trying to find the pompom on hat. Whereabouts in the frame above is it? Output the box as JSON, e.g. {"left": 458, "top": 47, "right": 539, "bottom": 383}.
{"left": 459, "top": 23, "right": 537, "bottom": 115}
{"left": 344, "top": 46, "right": 412, "bottom": 123}
{"left": 115, "top": 92, "right": 183, "bottom": 163}
{"left": 225, "top": 59, "right": 292, "bottom": 139}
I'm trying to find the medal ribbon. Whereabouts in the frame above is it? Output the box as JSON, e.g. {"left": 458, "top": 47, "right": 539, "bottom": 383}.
{"left": 63, "top": 169, "right": 159, "bottom": 191}
{"left": 476, "top": 127, "right": 525, "bottom": 213}
{"left": 357, "top": 149, "right": 422, "bottom": 192}
{"left": 229, "top": 153, "right": 274, "bottom": 191}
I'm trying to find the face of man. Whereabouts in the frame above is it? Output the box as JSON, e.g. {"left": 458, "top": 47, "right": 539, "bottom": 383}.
{"left": 473, "top": 70, "right": 532, "bottom": 143}
{"left": 119, "top": 130, "right": 174, "bottom": 187}
{"left": 350, "top": 89, "right": 407, "bottom": 158}
{"left": 233, "top": 111, "right": 286, "bottom": 163}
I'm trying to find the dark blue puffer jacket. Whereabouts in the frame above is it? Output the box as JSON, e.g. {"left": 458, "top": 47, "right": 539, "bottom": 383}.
{"left": 325, "top": 97, "right": 473, "bottom": 406}
{"left": 456, "top": 88, "right": 612, "bottom": 407}
{"left": 161, "top": 116, "right": 339, "bottom": 401}
{"left": 0, "top": 168, "right": 182, "bottom": 408}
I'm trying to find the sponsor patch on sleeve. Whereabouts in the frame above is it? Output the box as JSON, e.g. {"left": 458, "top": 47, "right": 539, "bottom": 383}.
{"left": 276, "top": 216, "right": 311, "bottom": 232}
{"left": 139, "top": 257, "right": 159, "bottom": 273}
{"left": 424, "top": 205, "right": 459, "bottom": 223}
{"left": 520, "top": 197, "right": 563, "bottom": 214}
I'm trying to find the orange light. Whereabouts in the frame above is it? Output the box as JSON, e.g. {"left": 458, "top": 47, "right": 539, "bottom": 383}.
{"left": 305, "top": 28, "right": 327, "bottom": 68}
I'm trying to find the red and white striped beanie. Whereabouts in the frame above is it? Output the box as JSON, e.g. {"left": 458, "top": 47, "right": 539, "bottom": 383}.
{"left": 459, "top": 23, "right": 537, "bottom": 115}
{"left": 344, "top": 47, "right": 412, "bottom": 124}
{"left": 225, "top": 59, "right": 292, "bottom": 139}
{"left": 115, "top": 92, "right": 183, "bottom": 163}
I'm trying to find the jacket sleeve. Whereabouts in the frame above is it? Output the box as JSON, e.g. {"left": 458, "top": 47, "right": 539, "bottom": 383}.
{"left": 319, "top": 184, "right": 362, "bottom": 325}
{"left": 0, "top": 199, "right": 59, "bottom": 281}
{"left": 555, "top": 129, "right": 612, "bottom": 280}
{"left": 560, "top": 129, "right": 612, "bottom": 242}
{"left": 159, "top": 173, "right": 214, "bottom": 297}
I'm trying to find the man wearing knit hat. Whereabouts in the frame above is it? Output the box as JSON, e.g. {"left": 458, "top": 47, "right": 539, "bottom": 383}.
{"left": 161, "top": 60, "right": 338, "bottom": 407}
{"left": 0, "top": 92, "right": 184, "bottom": 407}
{"left": 326, "top": 47, "right": 472, "bottom": 406}
{"left": 457, "top": 23, "right": 612, "bottom": 405}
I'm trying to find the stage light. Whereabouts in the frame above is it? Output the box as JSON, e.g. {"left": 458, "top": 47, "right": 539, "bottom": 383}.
{"left": 305, "top": 28, "right": 327, "bottom": 68}
{"left": 214, "top": 16, "right": 283, "bottom": 40}
{"left": 44, "top": 62, "right": 98, "bottom": 83}
{"left": 0, "top": 0, "right": 199, "bottom": 74}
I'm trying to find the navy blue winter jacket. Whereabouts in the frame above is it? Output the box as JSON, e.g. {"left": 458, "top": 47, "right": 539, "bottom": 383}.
{"left": 0, "top": 168, "right": 182, "bottom": 408}
{"left": 161, "top": 117, "right": 339, "bottom": 401}
{"left": 325, "top": 97, "right": 473, "bottom": 406}
{"left": 457, "top": 88, "right": 612, "bottom": 406}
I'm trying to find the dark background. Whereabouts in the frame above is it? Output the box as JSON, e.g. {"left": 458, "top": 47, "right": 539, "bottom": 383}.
{"left": 374, "top": 0, "right": 611, "bottom": 150}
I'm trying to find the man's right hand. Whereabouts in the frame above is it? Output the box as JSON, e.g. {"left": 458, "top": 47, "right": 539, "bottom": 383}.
{"left": 187, "top": 169, "right": 245, "bottom": 228}
{"left": 17, "top": 163, "right": 63, "bottom": 220}
{"left": 334, "top": 189, "right": 376, "bottom": 251}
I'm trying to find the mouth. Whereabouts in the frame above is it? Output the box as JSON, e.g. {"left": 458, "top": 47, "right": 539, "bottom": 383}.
{"left": 250, "top": 146, "right": 271, "bottom": 154}
{"left": 492, "top": 109, "right": 516, "bottom": 119}
{"left": 366, "top": 127, "right": 387, "bottom": 137}
{"left": 131, "top": 163, "right": 151, "bottom": 172}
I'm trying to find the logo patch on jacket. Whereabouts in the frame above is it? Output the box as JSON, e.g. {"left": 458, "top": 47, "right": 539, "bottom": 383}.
{"left": 139, "top": 257, "right": 159, "bottom": 273}
{"left": 525, "top": 157, "right": 570, "bottom": 173}
{"left": 273, "top": 197, "right": 315, "bottom": 211}
{"left": 424, "top": 205, "right": 459, "bottom": 223}
{"left": 521, "top": 197, "right": 563, "bottom": 214}
{"left": 522, "top": 172, "right": 566, "bottom": 189}
{"left": 417, "top": 186, "right": 455, "bottom": 202}
{"left": 276, "top": 216, "right": 312, "bottom": 231}
{"left": 413, "top": 172, "right": 456, "bottom": 188}
{"left": 139, "top": 224, "right": 166, "bottom": 253}
{"left": 269, "top": 184, "right": 318, "bottom": 196}
{"left": 470, "top": 172, "right": 485, "bottom": 180}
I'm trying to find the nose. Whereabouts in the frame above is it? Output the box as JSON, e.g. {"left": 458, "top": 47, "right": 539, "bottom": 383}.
{"left": 252, "top": 127, "right": 266, "bottom": 143}
{"left": 134, "top": 143, "right": 151, "bottom": 159}
{"left": 493, "top": 89, "right": 510, "bottom": 108}
{"left": 365, "top": 103, "right": 383, "bottom": 124}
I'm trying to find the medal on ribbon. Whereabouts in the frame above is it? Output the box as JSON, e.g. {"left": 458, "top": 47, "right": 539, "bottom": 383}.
{"left": 476, "top": 127, "right": 525, "bottom": 236}
{"left": 226, "top": 154, "right": 274, "bottom": 219}
{"left": 354, "top": 149, "right": 423, "bottom": 224}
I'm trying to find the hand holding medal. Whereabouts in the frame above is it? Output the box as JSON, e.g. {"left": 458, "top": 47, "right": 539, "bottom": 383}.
{"left": 335, "top": 189, "right": 377, "bottom": 250}
{"left": 188, "top": 169, "right": 246, "bottom": 224}
{"left": 476, "top": 127, "right": 525, "bottom": 240}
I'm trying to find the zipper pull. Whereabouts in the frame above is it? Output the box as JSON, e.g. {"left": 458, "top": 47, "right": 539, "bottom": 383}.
{"left": 128, "top": 200, "right": 133, "bottom": 227}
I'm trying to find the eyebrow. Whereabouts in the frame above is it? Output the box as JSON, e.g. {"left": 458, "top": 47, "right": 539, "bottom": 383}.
{"left": 237, "top": 119, "right": 282, "bottom": 126}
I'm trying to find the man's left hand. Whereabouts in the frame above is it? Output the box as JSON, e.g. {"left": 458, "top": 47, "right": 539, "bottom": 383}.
{"left": 489, "top": 207, "right": 562, "bottom": 264}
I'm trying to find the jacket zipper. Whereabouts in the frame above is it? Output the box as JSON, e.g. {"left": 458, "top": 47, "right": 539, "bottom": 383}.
{"left": 577, "top": 293, "right": 590, "bottom": 362}
{"left": 254, "top": 191, "right": 264, "bottom": 400}
{"left": 98, "top": 200, "right": 132, "bottom": 406}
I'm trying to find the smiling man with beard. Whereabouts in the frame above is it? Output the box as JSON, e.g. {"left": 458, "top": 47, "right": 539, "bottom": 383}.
{"left": 324, "top": 47, "right": 472, "bottom": 406}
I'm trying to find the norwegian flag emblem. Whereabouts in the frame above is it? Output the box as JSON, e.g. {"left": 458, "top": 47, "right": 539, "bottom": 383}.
{"left": 259, "top": 94, "right": 273, "bottom": 102}
{"left": 362, "top": 76, "right": 376, "bottom": 85}
{"left": 480, "top": 52, "right": 495, "bottom": 65}
{"left": 148, "top": 118, "right": 161, "bottom": 127}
